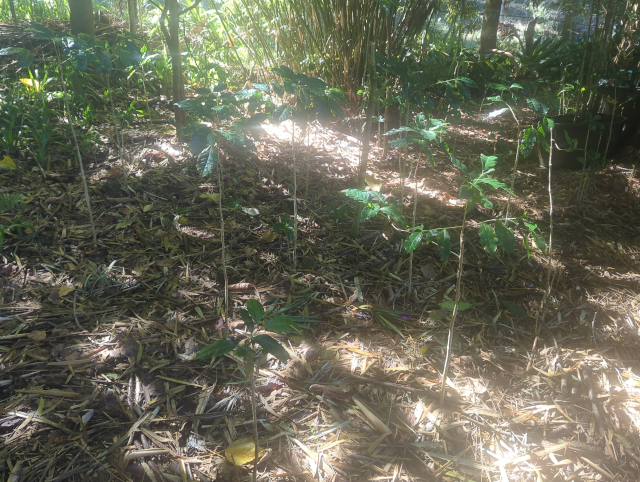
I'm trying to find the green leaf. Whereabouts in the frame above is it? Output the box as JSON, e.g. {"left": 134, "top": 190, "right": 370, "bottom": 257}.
{"left": 385, "top": 126, "right": 417, "bottom": 136}
{"left": 361, "top": 204, "right": 380, "bottom": 222}
{"left": 475, "top": 177, "right": 513, "bottom": 194}
{"left": 532, "top": 231, "right": 547, "bottom": 253}
{"left": 196, "top": 339, "right": 236, "bottom": 360}
{"left": 0, "top": 47, "right": 34, "bottom": 68}
{"left": 245, "top": 299, "right": 264, "bottom": 323}
{"left": 502, "top": 301, "right": 528, "bottom": 318}
{"left": 191, "top": 125, "right": 213, "bottom": 156}
{"left": 440, "top": 301, "right": 473, "bottom": 312}
{"left": 263, "top": 316, "right": 301, "bottom": 333}
{"left": 197, "top": 147, "right": 218, "bottom": 176}
{"left": 450, "top": 156, "right": 467, "bottom": 174}
{"left": 494, "top": 221, "right": 516, "bottom": 255}
{"left": 238, "top": 309, "right": 255, "bottom": 332}
{"left": 252, "top": 334, "right": 290, "bottom": 362}
{"left": 379, "top": 206, "right": 406, "bottom": 225}
{"left": 271, "top": 82, "right": 284, "bottom": 98}
{"left": 404, "top": 231, "right": 423, "bottom": 253}
{"left": 479, "top": 223, "right": 498, "bottom": 255}
{"left": 345, "top": 189, "right": 372, "bottom": 203}
{"left": 481, "top": 154, "right": 498, "bottom": 171}
{"left": 389, "top": 137, "right": 417, "bottom": 147}
{"left": 436, "top": 229, "right": 451, "bottom": 262}
{"left": 234, "top": 345, "right": 254, "bottom": 360}
{"left": 525, "top": 222, "right": 547, "bottom": 252}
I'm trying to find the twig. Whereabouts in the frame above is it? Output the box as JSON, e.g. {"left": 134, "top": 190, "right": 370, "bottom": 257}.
{"left": 249, "top": 354, "right": 259, "bottom": 482}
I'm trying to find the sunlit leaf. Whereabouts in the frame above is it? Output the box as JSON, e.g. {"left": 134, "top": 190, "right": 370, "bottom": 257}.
{"left": 404, "top": 231, "right": 423, "bottom": 253}
{"left": 225, "top": 437, "right": 256, "bottom": 466}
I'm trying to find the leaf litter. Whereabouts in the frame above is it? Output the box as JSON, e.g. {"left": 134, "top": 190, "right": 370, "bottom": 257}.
{"left": 1, "top": 102, "right": 640, "bottom": 482}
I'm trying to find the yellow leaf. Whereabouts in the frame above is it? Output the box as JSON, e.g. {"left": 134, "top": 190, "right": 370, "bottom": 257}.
{"left": 143, "top": 204, "right": 153, "bottom": 212}
{"left": 19, "top": 78, "right": 40, "bottom": 91}
{"left": 225, "top": 437, "right": 255, "bottom": 466}
{"left": 0, "top": 155, "right": 17, "bottom": 171}
{"left": 178, "top": 217, "right": 189, "bottom": 225}
{"left": 261, "top": 230, "right": 278, "bottom": 242}
{"left": 244, "top": 247, "right": 257, "bottom": 256}
{"left": 365, "top": 173, "right": 382, "bottom": 192}
{"left": 59, "top": 285, "right": 75, "bottom": 297}
{"left": 199, "top": 193, "right": 220, "bottom": 204}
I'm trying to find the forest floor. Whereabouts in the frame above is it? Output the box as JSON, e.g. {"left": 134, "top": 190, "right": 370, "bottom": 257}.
{"left": 1, "top": 96, "right": 640, "bottom": 482}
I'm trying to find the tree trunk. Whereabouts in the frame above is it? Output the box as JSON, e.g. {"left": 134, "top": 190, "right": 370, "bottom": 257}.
{"left": 525, "top": 17, "right": 538, "bottom": 56}
{"left": 167, "top": 0, "right": 186, "bottom": 132}
{"left": 128, "top": 0, "right": 139, "bottom": 35}
{"left": 561, "top": 11, "right": 573, "bottom": 39}
{"left": 9, "top": 0, "right": 16, "bottom": 20}
{"left": 68, "top": 0, "right": 95, "bottom": 38}
{"left": 479, "top": 0, "right": 502, "bottom": 54}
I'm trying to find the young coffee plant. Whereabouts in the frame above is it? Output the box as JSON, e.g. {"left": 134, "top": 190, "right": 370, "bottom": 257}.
{"left": 270, "top": 66, "right": 346, "bottom": 268}
{"left": 344, "top": 189, "right": 406, "bottom": 226}
{"left": 197, "top": 299, "right": 298, "bottom": 481}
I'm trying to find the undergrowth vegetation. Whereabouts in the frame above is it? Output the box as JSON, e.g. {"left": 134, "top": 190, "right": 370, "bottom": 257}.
{"left": 1, "top": 0, "right": 640, "bottom": 480}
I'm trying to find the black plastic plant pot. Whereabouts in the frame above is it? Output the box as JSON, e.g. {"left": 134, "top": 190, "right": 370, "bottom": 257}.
{"left": 546, "top": 114, "right": 627, "bottom": 170}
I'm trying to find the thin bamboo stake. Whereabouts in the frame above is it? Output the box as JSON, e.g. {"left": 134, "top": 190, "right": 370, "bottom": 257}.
{"left": 56, "top": 52, "right": 97, "bottom": 248}
{"left": 439, "top": 205, "right": 467, "bottom": 406}
{"left": 291, "top": 115, "right": 298, "bottom": 269}
{"left": 527, "top": 129, "right": 554, "bottom": 372}
{"left": 217, "top": 147, "right": 229, "bottom": 335}
{"left": 505, "top": 130, "right": 522, "bottom": 224}
{"left": 408, "top": 152, "right": 420, "bottom": 298}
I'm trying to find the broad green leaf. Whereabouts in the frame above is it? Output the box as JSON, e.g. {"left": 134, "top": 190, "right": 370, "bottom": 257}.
{"left": 384, "top": 126, "right": 417, "bottom": 136}
{"left": 532, "top": 231, "right": 547, "bottom": 253}
{"left": 440, "top": 301, "right": 473, "bottom": 312}
{"left": 197, "top": 147, "right": 218, "bottom": 176}
{"left": 245, "top": 299, "right": 264, "bottom": 323}
{"left": 271, "top": 82, "right": 284, "bottom": 98}
{"left": 475, "top": 177, "right": 512, "bottom": 193}
{"left": 190, "top": 125, "right": 213, "bottom": 156}
{"left": 327, "top": 97, "right": 345, "bottom": 119}
{"left": 238, "top": 309, "right": 255, "bottom": 332}
{"left": 263, "top": 316, "right": 300, "bottom": 333}
{"left": 361, "top": 204, "right": 380, "bottom": 222}
{"left": 389, "top": 137, "right": 417, "bottom": 147}
{"left": 479, "top": 223, "right": 498, "bottom": 255}
{"left": 494, "top": 221, "right": 516, "bottom": 255}
{"left": 450, "top": 156, "right": 467, "bottom": 174}
{"left": 345, "top": 189, "right": 372, "bottom": 203}
{"left": 252, "top": 334, "right": 290, "bottom": 362}
{"left": 196, "top": 339, "right": 236, "bottom": 360}
{"left": 481, "top": 154, "right": 498, "bottom": 171}
{"left": 404, "top": 231, "right": 423, "bottom": 253}
{"left": 234, "top": 345, "right": 254, "bottom": 360}
{"left": 379, "top": 206, "right": 406, "bottom": 225}
{"left": 436, "top": 229, "right": 451, "bottom": 262}
{"left": 502, "top": 301, "right": 528, "bottom": 318}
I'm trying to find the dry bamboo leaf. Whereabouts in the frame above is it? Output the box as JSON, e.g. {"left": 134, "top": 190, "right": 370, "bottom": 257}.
{"left": 353, "top": 397, "right": 391, "bottom": 434}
